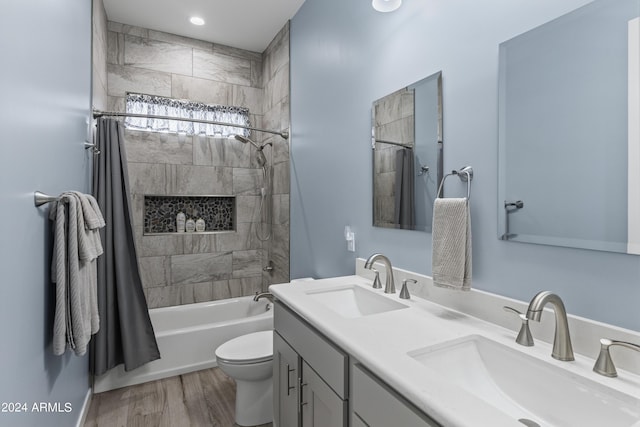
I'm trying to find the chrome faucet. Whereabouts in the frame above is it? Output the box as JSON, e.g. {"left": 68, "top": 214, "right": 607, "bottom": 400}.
{"left": 364, "top": 253, "right": 395, "bottom": 293}
{"left": 253, "top": 291, "right": 274, "bottom": 303}
{"left": 371, "top": 268, "right": 382, "bottom": 289}
{"left": 593, "top": 338, "right": 640, "bottom": 377}
{"left": 399, "top": 278, "right": 416, "bottom": 299}
{"left": 526, "top": 291, "right": 574, "bottom": 361}
{"left": 503, "top": 306, "right": 534, "bottom": 347}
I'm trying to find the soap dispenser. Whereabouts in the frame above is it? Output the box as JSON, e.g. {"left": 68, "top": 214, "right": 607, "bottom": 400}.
{"left": 176, "top": 212, "right": 186, "bottom": 233}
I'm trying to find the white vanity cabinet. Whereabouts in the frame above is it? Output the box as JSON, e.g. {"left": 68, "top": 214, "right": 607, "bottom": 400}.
{"left": 301, "top": 360, "right": 347, "bottom": 427}
{"left": 351, "top": 363, "right": 440, "bottom": 427}
{"left": 274, "top": 300, "right": 439, "bottom": 427}
{"left": 274, "top": 302, "right": 348, "bottom": 427}
{"left": 274, "top": 332, "right": 300, "bottom": 427}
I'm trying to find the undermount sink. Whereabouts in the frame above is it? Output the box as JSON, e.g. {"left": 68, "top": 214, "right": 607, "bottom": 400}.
{"left": 408, "top": 335, "right": 640, "bottom": 427}
{"left": 306, "top": 284, "right": 408, "bottom": 318}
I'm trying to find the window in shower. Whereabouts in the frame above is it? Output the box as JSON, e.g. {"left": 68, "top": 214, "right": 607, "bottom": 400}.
{"left": 124, "top": 93, "right": 251, "bottom": 138}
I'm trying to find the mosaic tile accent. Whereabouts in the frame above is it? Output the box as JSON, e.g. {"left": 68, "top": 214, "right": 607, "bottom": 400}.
{"left": 144, "top": 195, "right": 235, "bottom": 234}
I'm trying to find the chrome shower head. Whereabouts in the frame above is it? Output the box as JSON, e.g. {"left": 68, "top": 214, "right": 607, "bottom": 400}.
{"left": 234, "top": 134, "right": 261, "bottom": 150}
{"left": 234, "top": 134, "right": 268, "bottom": 167}
{"left": 234, "top": 134, "right": 249, "bottom": 143}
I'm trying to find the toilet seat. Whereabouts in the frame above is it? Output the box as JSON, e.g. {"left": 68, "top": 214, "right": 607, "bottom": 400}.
{"left": 215, "top": 330, "right": 273, "bottom": 365}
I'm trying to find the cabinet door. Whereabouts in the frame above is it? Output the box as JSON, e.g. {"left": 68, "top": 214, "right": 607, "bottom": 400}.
{"left": 301, "top": 361, "right": 347, "bottom": 427}
{"left": 352, "top": 413, "right": 369, "bottom": 427}
{"left": 274, "top": 332, "right": 300, "bottom": 427}
{"left": 352, "top": 364, "right": 440, "bottom": 427}
{"left": 275, "top": 302, "right": 348, "bottom": 399}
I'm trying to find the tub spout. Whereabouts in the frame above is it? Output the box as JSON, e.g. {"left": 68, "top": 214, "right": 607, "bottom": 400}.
{"left": 253, "top": 292, "right": 274, "bottom": 303}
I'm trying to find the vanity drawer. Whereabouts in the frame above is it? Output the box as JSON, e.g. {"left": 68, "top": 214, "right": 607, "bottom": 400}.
{"left": 352, "top": 364, "right": 440, "bottom": 427}
{"left": 274, "top": 301, "right": 348, "bottom": 399}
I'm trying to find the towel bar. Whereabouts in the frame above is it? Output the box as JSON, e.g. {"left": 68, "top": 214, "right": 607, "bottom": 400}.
{"left": 436, "top": 166, "right": 473, "bottom": 200}
{"left": 84, "top": 142, "right": 100, "bottom": 154}
{"left": 34, "top": 191, "right": 60, "bottom": 207}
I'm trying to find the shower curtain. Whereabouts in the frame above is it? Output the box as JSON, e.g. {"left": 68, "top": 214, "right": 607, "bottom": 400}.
{"left": 394, "top": 148, "right": 416, "bottom": 229}
{"left": 91, "top": 118, "right": 160, "bottom": 376}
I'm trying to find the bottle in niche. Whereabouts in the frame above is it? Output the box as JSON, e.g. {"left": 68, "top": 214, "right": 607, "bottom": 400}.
{"left": 176, "top": 212, "right": 186, "bottom": 233}
{"left": 185, "top": 218, "right": 196, "bottom": 232}
{"left": 195, "top": 218, "right": 205, "bottom": 232}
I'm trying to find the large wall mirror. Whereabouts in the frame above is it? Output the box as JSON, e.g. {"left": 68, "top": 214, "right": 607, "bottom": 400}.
{"left": 498, "top": 0, "right": 640, "bottom": 254}
{"left": 372, "top": 71, "right": 443, "bottom": 232}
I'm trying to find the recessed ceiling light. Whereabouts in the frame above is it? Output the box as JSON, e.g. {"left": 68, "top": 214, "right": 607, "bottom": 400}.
{"left": 372, "top": 0, "right": 402, "bottom": 12}
{"left": 189, "top": 16, "right": 205, "bottom": 26}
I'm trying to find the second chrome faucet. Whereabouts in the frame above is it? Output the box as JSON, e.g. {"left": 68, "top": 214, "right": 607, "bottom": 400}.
{"left": 364, "top": 253, "right": 395, "bottom": 293}
{"left": 526, "top": 291, "right": 574, "bottom": 361}
{"left": 506, "top": 291, "right": 574, "bottom": 361}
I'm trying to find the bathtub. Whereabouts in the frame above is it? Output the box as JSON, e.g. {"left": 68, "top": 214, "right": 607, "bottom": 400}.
{"left": 93, "top": 296, "right": 273, "bottom": 393}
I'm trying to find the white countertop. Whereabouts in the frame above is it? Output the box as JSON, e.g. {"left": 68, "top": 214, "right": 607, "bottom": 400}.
{"left": 270, "top": 275, "right": 640, "bottom": 427}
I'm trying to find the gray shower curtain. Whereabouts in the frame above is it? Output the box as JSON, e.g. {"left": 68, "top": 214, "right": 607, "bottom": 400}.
{"left": 394, "top": 148, "right": 416, "bottom": 229}
{"left": 91, "top": 118, "right": 160, "bottom": 376}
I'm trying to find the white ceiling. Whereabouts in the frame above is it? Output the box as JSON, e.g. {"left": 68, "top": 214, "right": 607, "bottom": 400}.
{"left": 102, "top": 0, "right": 306, "bottom": 53}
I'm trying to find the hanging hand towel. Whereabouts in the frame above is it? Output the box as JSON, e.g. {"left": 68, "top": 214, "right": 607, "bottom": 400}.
{"left": 432, "top": 198, "right": 472, "bottom": 290}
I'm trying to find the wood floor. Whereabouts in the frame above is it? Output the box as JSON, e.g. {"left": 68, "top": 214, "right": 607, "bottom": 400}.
{"left": 84, "top": 368, "right": 273, "bottom": 427}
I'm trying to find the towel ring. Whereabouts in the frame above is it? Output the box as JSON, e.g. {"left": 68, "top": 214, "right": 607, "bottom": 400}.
{"left": 437, "top": 166, "right": 473, "bottom": 200}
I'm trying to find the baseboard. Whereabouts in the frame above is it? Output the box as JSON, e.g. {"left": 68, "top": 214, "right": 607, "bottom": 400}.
{"left": 75, "top": 388, "right": 92, "bottom": 427}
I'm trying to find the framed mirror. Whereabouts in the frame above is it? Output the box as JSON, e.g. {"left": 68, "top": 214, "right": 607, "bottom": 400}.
{"left": 372, "top": 71, "right": 443, "bottom": 232}
{"left": 498, "top": 0, "right": 640, "bottom": 254}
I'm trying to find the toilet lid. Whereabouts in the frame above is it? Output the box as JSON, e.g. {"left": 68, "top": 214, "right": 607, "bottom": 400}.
{"left": 215, "top": 330, "right": 273, "bottom": 365}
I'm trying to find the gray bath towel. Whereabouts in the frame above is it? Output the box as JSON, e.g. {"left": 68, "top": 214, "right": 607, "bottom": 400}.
{"left": 50, "top": 192, "right": 104, "bottom": 356}
{"left": 71, "top": 191, "right": 104, "bottom": 261}
{"left": 432, "top": 198, "right": 472, "bottom": 290}
{"left": 71, "top": 191, "right": 105, "bottom": 229}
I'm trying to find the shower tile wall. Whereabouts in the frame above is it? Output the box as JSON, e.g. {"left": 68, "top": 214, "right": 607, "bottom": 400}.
{"left": 374, "top": 144, "right": 399, "bottom": 226}
{"left": 262, "top": 23, "right": 291, "bottom": 286}
{"left": 92, "top": 0, "right": 108, "bottom": 111}
{"left": 373, "top": 88, "right": 414, "bottom": 227}
{"left": 105, "top": 21, "right": 290, "bottom": 308}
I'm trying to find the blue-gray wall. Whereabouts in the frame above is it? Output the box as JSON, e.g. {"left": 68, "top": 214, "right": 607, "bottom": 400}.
{"left": 0, "top": 1, "right": 92, "bottom": 426}
{"left": 290, "top": 0, "right": 640, "bottom": 331}
{"left": 499, "top": 0, "right": 635, "bottom": 253}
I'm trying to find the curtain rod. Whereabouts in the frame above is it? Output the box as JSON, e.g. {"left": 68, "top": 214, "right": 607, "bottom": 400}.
{"left": 92, "top": 110, "right": 289, "bottom": 140}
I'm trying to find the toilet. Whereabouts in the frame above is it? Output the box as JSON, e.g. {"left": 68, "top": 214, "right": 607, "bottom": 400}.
{"left": 215, "top": 330, "right": 274, "bottom": 426}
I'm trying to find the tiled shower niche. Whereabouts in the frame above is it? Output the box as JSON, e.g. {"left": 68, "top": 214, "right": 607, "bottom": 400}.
{"left": 144, "top": 195, "right": 235, "bottom": 235}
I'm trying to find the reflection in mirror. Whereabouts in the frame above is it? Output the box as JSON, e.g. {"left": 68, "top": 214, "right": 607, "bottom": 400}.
{"left": 372, "top": 71, "right": 443, "bottom": 232}
{"left": 498, "top": 0, "right": 640, "bottom": 254}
